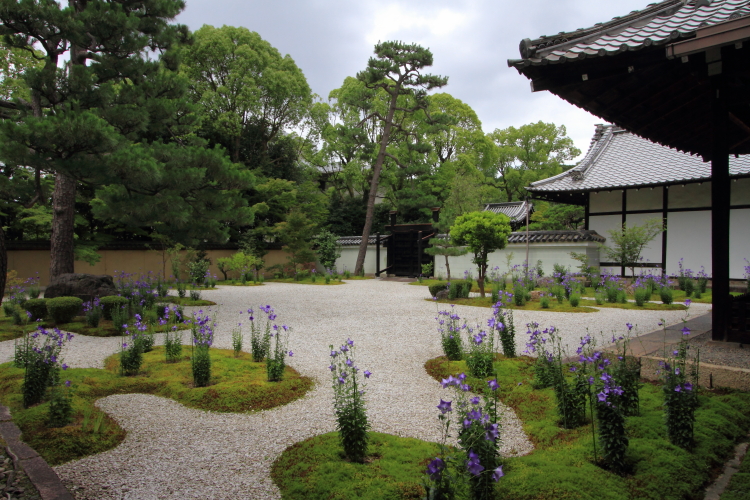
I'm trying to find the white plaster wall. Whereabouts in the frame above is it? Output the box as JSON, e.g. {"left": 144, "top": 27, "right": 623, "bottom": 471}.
{"left": 625, "top": 212, "right": 664, "bottom": 265}
{"left": 668, "top": 183, "right": 711, "bottom": 209}
{"left": 590, "top": 190, "right": 623, "bottom": 213}
{"left": 665, "top": 210, "right": 711, "bottom": 276}
{"left": 432, "top": 242, "right": 601, "bottom": 280}
{"left": 589, "top": 214, "right": 622, "bottom": 249}
{"left": 334, "top": 245, "right": 387, "bottom": 275}
{"left": 731, "top": 178, "right": 750, "bottom": 206}
{"left": 627, "top": 187, "right": 663, "bottom": 211}
{"left": 730, "top": 208, "right": 750, "bottom": 280}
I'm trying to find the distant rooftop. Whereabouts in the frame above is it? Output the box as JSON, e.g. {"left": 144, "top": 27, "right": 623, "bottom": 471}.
{"left": 483, "top": 201, "right": 532, "bottom": 225}
{"left": 527, "top": 124, "right": 750, "bottom": 194}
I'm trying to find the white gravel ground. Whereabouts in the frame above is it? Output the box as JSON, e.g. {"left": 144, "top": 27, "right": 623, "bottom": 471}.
{"left": 0, "top": 280, "right": 710, "bottom": 500}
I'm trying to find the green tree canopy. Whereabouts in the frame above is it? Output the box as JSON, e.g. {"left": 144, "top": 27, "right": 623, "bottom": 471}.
{"left": 450, "top": 211, "right": 512, "bottom": 297}
{"left": 487, "top": 121, "right": 580, "bottom": 202}
{"left": 182, "top": 25, "right": 312, "bottom": 164}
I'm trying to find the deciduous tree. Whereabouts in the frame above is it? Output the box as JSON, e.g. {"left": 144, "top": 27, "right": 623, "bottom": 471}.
{"left": 450, "top": 211, "right": 512, "bottom": 297}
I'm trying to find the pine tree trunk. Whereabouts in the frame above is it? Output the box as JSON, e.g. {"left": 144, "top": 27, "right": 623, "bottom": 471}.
{"left": 354, "top": 91, "right": 398, "bottom": 275}
{"left": 50, "top": 172, "right": 77, "bottom": 279}
{"left": 445, "top": 255, "right": 451, "bottom": 281}
{"left": 0, "top": 226, "right": 6, "bottom": 304}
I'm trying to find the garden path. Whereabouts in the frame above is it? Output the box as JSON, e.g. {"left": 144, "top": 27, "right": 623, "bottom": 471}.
{"left": 0, "top": 280, "right": 710, "bottom": 499}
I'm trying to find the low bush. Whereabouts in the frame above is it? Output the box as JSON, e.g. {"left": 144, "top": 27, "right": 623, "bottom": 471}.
{"left": 428, "top": 282, "right": 449, "bottom": 297}
{"left": 99, "top": 296, "right": 129, "bottom": 320}
{"left": 45, "top": 297, "right": 82, "bottom": 325}
{"left": 23, "top": 299, "right": 47, "bottom": 321}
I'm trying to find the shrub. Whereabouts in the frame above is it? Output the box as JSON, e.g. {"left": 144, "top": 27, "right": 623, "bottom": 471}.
{"left": 633, "top": 287, "right": 649, "bottom": 307}
{"left": 540, "top": 295, "right": 550, "bottom": 308}
{"left": 660, "top": 287, "right": 674, "bottom": 304}
{"left": 683, "top": 278, "right": 695, "bottom": 297}
{"left": 429, "top": 282, "right": 449, "bottom": 298}
{"left": 23, "top": 298, "right": 47, "bottom": 321}
{"left": 83, "top": 298, "right": 102, "bottom": 327}
{"left": 46, "top": 297, "right": 82, "bottom": 324}
{"left": 569, "top": 293, "right": 580, "bottom": 307}
{"left": 189, "top": 289, "right": 201, "bottom": 301}
{"left": 100, "top": 296, "right": 129, "bottom": 320}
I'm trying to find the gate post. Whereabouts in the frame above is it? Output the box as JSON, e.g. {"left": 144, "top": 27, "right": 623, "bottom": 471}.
{"left": 376, "top": 233, "right": 380, "bottom": 276}
{"left": 417, "top": 230, "right": 423, "bottom": 278}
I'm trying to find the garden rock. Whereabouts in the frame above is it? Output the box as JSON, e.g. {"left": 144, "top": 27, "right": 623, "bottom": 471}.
{"left": 44, "top": 273, "right": 117, "bottom": 302}
{"left": 436, "top": 289, "right": 449, "bottom": 300}
{"left": 530, "top": 290, "right": 542, "bottom": 301}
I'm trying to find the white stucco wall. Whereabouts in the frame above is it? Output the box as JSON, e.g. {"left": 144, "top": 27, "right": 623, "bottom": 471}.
{"left": 589, "top": 214, "right": 622, "bottom": 250}
{"left": 665, "top": 210, "right": 712, "bottom": 276}
{"left": 732, "top": 178, "right": 750, "bottom": 206}
{"left": 590, "top": 190, "right": 623, "bottom": 213}
{"left": 431, "top": 242, "right": 601, "bottom": 280}
{"left": 668, "top": 183, "right": 711, "bottom": 209}
{"left": 627, "top": 187, "right": 663, "bottom": 211}
{"left": 334, "top": 245, "right": 387, "bottom": 275}
{"left": 730, "top": 208, "right": 750, "bottom": 279}
{"left": 625, "top": 212, "right": 663, "bottom": 265}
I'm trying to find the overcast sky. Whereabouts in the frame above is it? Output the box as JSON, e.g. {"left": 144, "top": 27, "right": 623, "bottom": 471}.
{"left": 177, "top": 0, "right": 652, "bottom": 161}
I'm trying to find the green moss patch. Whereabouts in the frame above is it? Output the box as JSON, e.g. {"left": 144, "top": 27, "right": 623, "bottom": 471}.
{"left": 216, "top": 280, "right": 264, "bottom": 286}
{"left": 0, "top": 315, "right": 188, "bottom": 340}
{"left": 0, "top": 347, "right": 314, "bottom": 465}
{"left": 272, "top": 432, "right": 439, "bottom": 500}
{"left": 722, "top": 443, "right": 750, "bottom": 500}
{"left": 424, "top": 355, "right": 750, "bottom": 500}
{"left": 266, "top": 277, "right": 345, "bottom": 285}
{"left": 579, "top": 299, "right": 687, "bottom": 311}
{"left": 428, "top": 297, "right": 598, "bottom": 313}
{"left": 274, "top": 354, "right": 750, "bottom": 499}
{"left": 159, "top": 296, "right": 216, "bottom": 306}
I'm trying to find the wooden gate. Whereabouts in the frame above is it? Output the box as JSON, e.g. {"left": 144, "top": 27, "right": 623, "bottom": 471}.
{"left": 385, "top": 223, "right": 434, "bottom": 277}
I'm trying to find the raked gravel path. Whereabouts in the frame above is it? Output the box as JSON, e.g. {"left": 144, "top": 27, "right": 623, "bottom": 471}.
{"left": 0, "top": 280, "right": 710, "bottom": 500}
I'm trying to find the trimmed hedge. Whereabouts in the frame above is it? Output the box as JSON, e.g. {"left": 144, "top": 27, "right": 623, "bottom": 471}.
{"left": 46, "top": 297, "right": 82, "bottom": 325}
{"left": 449, "top": 279, "right": 472, "bottom": 299}
{"left": 23, "top": 298, "right": 47, "bottom": 321}
{"left": 100, "top": 296, "right": 129, "bottom": 320}
{"left": 428, "top": 282, "right": 449, "bottom": 297}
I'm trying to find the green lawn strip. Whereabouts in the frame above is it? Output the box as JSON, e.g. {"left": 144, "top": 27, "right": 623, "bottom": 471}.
{"left": 428, "top": 297, "right": 598, "bottom": 313}
{"left": 578, "top": 299, "right": 687, "bottom": 311}
{"left": 159, "top": 296, "right": 216, "bottom": 306}
{"left": 215, "top": 280, "right": 264, "bottom": 286}
{"left": 271, "top": 432, "right": 439, "bottom": 500}
{"left": 0, "top": 315, "right": 189, "bottom": 340}
{"left": 0, "top": 347, "right": 314, "bottom": 465}
{"left": 721, "top": 442, "right": 750, "bottom": 500}
{"left": 424, "top": 355, "right": 750, "bottom": 500}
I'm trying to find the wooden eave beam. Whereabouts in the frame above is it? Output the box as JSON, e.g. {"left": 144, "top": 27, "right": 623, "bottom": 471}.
{"left": 667, "top": 16, "right": 750, "bottom": 59}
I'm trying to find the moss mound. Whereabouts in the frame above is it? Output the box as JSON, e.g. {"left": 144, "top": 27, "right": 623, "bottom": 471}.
{"left": 0, "top": 347, "right": 314, "bottom": 465}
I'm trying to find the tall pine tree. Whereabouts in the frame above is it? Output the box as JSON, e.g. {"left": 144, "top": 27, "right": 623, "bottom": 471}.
{"left": 0, "top": 0, "right": 253, "bottom": 279}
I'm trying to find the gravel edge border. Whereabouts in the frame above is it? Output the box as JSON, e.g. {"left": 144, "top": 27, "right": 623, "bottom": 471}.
{"left": 0, "top": 405, "right": 74, "bottom": 500}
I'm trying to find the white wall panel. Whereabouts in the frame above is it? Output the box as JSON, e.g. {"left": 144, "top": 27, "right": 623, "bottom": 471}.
{"left": 730, "top": 208, "right": 750, "bottom": 280}
{"left": 589, "top": 215, "right": 621, "bottom": 250}
{"left": 335, "top": 245, "right": 387, "bottom": 275}
{"left": 731, "top": 178, "right": 750, "bottom": 206}
{"left": 590, "top": 190, "right": 623, "bottom": 213}
{"left": 668, "top": 183, "right": 711, "bottom": 209}
{"left": 627, "top": 187, "right": 663, "bottom": 211}
{"left": 666, "top": 211, "right": 711, "bottom": 276}
{"left": 625, "top": 212, "right": 663, "bottom": 265}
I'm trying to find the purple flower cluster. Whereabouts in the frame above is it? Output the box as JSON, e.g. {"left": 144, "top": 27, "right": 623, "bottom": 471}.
{"left": 191, "top": 311, "right": 214, "bottom": 347}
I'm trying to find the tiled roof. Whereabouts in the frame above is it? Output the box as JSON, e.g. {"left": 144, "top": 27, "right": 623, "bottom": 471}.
{"left": 483, "top": 201, "right": 533, "bottom": 223}
{"left": 527, "top": 124, "right": 750, "bottom": 193}
{"left": 508, "top": 0, "right": 750, "bottom": 68}
{"left": 507, "top": 230, "right": 605, "bottom": 244}
{"left": 435, "top": 230, "right": 605, "bottom": 244}
{"left": 336, "top": 235, "right": 381, "bottom": 246}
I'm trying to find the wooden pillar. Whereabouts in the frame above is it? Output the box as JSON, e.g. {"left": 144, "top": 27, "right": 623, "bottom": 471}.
{"left": 376, "top": 233, "right": 381, "bottom": 276}
{"left": 711, "top": 86, "right": 730, "bottom": 341}
{"left": 417, "top": 230, "right": 423, "bottom": 278}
